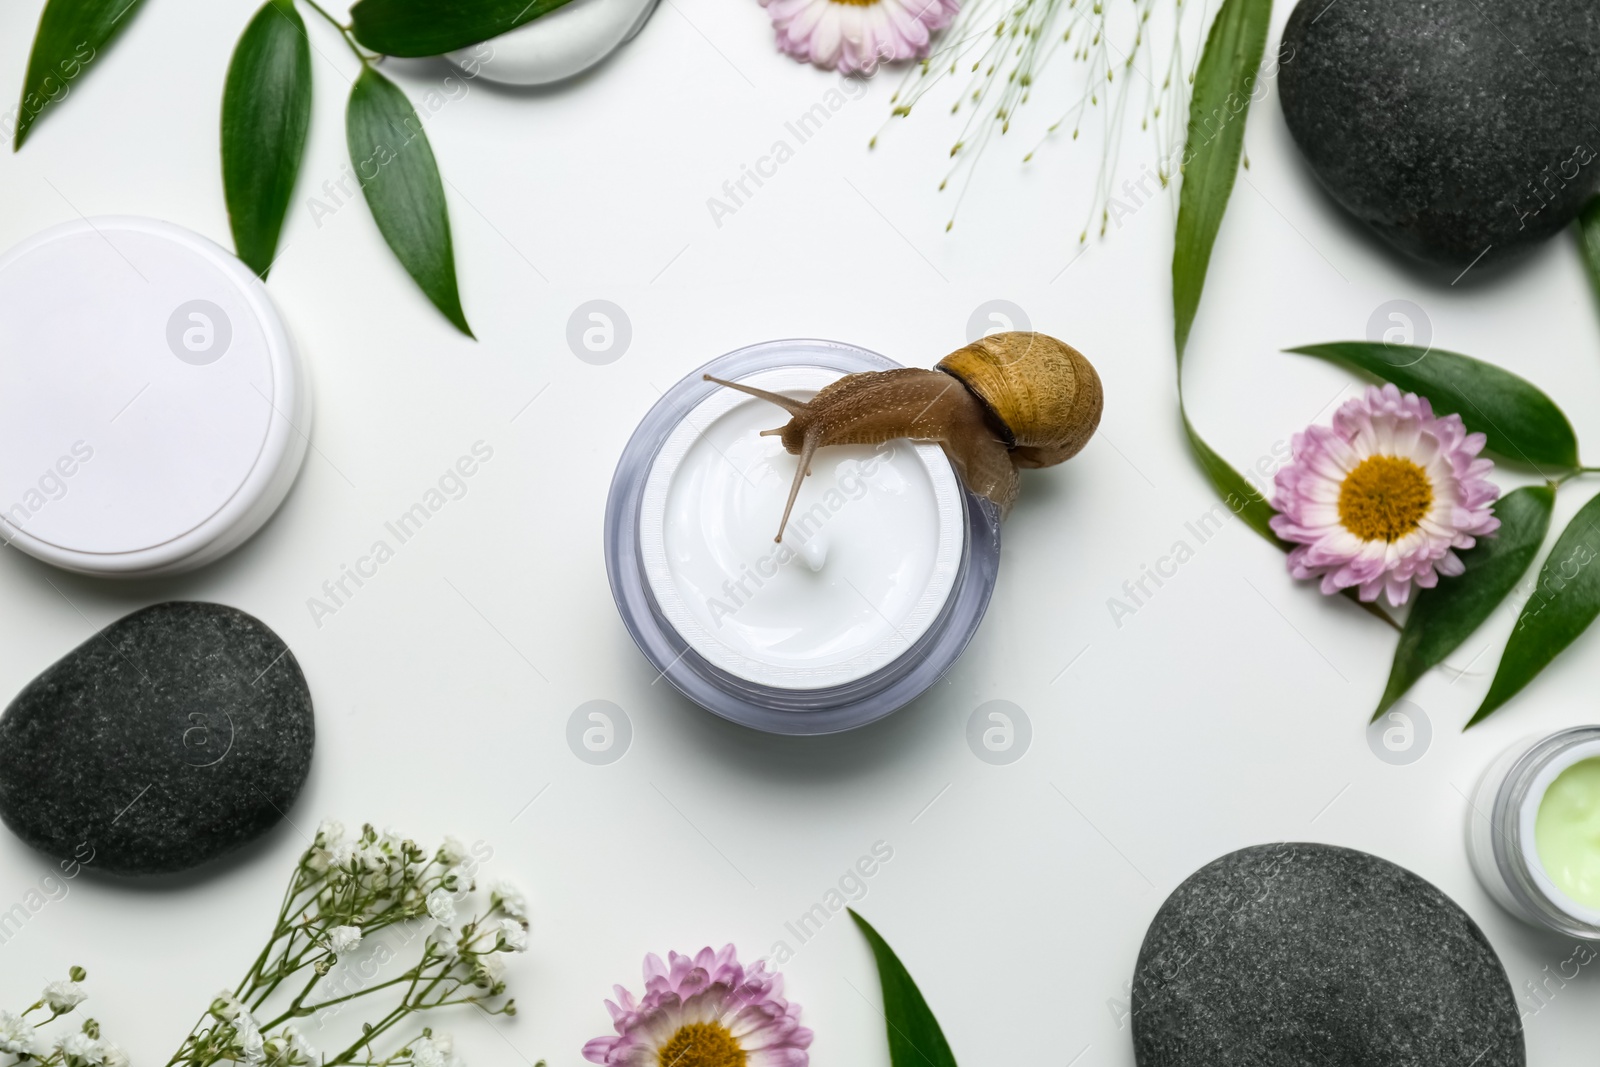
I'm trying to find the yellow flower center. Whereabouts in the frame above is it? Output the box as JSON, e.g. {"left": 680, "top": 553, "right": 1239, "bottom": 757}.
{"left": 829, "top": 0, "right": 881, "bottom": 6}
{"left": 1337, "top": 455, "right": 1432, "bottom": 542}
{"left": 656, "top": 1022, "right": 746, "bottom": 1067}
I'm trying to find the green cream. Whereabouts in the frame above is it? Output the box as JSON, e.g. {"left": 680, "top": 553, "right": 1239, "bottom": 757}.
{"left": 1536, "top": 756, "right": 1600, "bottom": 911}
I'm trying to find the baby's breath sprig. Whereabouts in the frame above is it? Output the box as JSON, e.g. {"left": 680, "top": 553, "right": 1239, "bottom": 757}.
{"left": 871, "top": 0, "right": 1209, "bottom": 238}
{"left": 0, "top": 968, "right": 129, "bottom": 1067}
{"left": 163, "top": 822, "right": 541, "bottom": 1067}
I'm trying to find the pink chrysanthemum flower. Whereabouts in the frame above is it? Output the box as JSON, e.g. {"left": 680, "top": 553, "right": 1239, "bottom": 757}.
{"left": 760, "top": 0, "right": 960, "bottom": 75}
{"left": 582, "top": 946, "right": 812, "bottom": 1067}
{"left": 1270, "top": 383, "right": 1500, "bottom": 607}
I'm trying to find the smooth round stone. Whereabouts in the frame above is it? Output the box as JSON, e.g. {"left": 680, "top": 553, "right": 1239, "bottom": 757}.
{"left": 447, "top": 0, "right": 659, "bottom": 86}
{"left": 1131, "top": 843, "right": 1523, "bottom": 1067}
{"left": 1279, "top": 0, "right": 1600, "bottom": 268}
{"left": 0, "top": 602, "right": 314, "bottom": 876}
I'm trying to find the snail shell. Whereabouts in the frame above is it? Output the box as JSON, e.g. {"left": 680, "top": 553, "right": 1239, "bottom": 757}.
{"left": 936, "top": 332, "right": 1103, "bottom": 469}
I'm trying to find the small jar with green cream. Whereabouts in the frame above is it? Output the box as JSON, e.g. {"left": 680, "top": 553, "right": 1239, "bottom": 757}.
{"left": 1468, "top": 727, "right": 1600, "bottom": 939}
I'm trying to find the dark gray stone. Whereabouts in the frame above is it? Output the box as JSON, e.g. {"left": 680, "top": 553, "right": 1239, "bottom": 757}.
{"left": 1278, "top": 0, "right": 1600, "bottom": 268}
{"left": 0, "top": 602, "right": 313, "bottom": 876}
{"left": 1131, "top": 843, "right": 1523, "bottom": 1067}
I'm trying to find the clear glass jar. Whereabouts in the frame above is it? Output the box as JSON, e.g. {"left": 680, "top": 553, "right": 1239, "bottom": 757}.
{"left": 603, "top": 339, "right": 1002, "bottom": 736}
{"left": 1467, "top": 726, "right": 1600, "bottom": 939}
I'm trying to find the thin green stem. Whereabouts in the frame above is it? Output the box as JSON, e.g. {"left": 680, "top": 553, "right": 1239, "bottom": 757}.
{"left": 1553, "top": 465, "right": 1600, "bottom": 487}
{"left": 298, "top": 0, "right": 370, "bottom": 64}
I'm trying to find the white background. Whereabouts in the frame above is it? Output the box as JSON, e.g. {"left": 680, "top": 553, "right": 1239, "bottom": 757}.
{"left": 2, "top": 0, "right": 1598, "bottom": 1063}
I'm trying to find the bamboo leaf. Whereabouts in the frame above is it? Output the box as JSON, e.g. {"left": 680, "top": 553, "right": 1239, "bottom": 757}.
{"left": 849, "top": 909, "right": 959, "bottom": 1067}
{"left": 222, "top": 0, "right": 312, "bottom": 278}
{"left": 1576, "top": 196, "right": 1600, "bottom": 309}
{"left": 1182, "top": 410, "right": 1278, "bottom": 542}
{"left": 1171, "top": 0, "right": 1272, "bottom": 359}
{"left": 1470, "top": 489, "right": 1600, "bottom": 726}
{"left": 1168, "top": 0, "right": 1280, "bottom": 575}
{"left": 1287, "top": 342, "right": 1578, "bottom": 470}
{"left": 13, "top": 0, "right": 146, "bottom": 150}
{"left": 1374, "top": 486, "right": 1554, "bottom": 719}
{"left": 345, "top": 67, "right": 473, "bottom": 337}
{"left": 349, "top": 0, "right": 576, "bottom": 57}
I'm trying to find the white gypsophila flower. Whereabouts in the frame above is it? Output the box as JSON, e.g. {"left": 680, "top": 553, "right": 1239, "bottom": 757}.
{"left": 491, "top": 879, "right": 527, "bottom": 922}
{"left": 477, "top": 954, "right": 505, "bottom": 984}
{"left": 439, "top": 835, "right": 469, "bottom": 866}
{"left": 497, "top": 918, "right": 527, "bottom": 953}
{"left": 410, "top": 1036, "right": 446, "bottom": 1067}
{"left": 57, "top": 1032, "right": 103, "bottom": 1065}
{"left": 430, "top": 1033, "right": 454, "bottom": 1056}
{"left": 213, "top": 989, "right": 243, "bottom": 1022}
{"left": 100, "top": 1042, "right": 130, "bottom": 1067}
{"left": 356, "top": 839, "right": 387, "bottom": 873}
{"left": 235, "top": 1013, "right": 265, "bottom": 1065}
{"left": 426, "top": 925, "right": 459, "bottom": 960}
{"left": 327, "top": 925, "right": 362, "bottom": 954}
{"left": 426, "top": 888, "right": 456, "bottom": 925}
{"left": 317, "top": 820, "right": 344, "bottom": 846}
{"left": 441, "top": 865, "right": 469, "bottom": 891}
{"left": 44, "top": 979, "right": 88, "bottom": 1011}
{"left": 0, "top": 1012, "right": 37, "bottom": 1055}
{"left": 282, "top": 1026, "right": 316, "bottom": 1064}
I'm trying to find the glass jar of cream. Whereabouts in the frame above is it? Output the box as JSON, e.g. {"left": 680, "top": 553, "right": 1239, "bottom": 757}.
{"left": 604, "top": 339, "right": 1002, "bottom": 735}
{"left": 1467, "top": 726, "right": 1600, "bottom": 939}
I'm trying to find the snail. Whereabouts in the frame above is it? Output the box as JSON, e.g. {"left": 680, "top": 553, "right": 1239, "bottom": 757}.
{"left": 704, "top": 331, "right": 1102, "bottom": 542}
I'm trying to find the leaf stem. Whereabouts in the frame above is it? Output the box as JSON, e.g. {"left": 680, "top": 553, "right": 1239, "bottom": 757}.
{"left": 298, "top": 0, "right": 369, "bottom": 64}
{"left": 1553, "top": 466, "right": 1600, "bottom": 487}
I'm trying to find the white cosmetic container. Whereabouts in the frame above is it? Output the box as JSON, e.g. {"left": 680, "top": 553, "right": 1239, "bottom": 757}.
{"left": 605, "top": 340, "right": 1001, "bottom": 735}
{"left": 0, "top": 217, "right": 309, "bottom": 577}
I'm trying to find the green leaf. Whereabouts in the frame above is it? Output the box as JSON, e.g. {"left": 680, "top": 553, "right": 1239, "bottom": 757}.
{"left": 349, "top": 0, "right": 576, "bottom": 57}
{"left": 1171, "top": 0, "right": 1272, "bottom": 358}
{"left": 1576, "top": 196, "right": 1600, "bottom": 310}
{"left": 1286, "top": 343, "right": 1579, "bottom": 470}
{"left": 222, "top": 0, "right": 312, "bottom": 279}
{"left": 345, "top": 67, "right": 473, "bottom": 337}
{"left": 1167, "top": 0, "right": 1281, "bottom": 572}
{"left": 1374, "top": 486, "right": 1555, "bottom": 719}
{"left": 849, "top": 909, "right": 958, "bottom": 1067}
{"left": 1182, "top": 409, "right": 1278, "bottom": 542}
{"left": 13, "top": 0, "right": 146, "bottom": 150}
{"left": 1470, "top": 489, "right": 1600, "bottom": 726}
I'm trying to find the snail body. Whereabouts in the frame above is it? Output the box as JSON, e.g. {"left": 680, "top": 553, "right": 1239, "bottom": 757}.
{"left": 705, "top": 332, "right": 1102, "bottom": 541}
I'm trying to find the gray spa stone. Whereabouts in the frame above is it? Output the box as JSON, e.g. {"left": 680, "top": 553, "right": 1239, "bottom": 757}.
{"left": 1131, "top": 843, "right": 1523, "bottom": 1067}
{"left": 1278, "top": 0, "right": 1600, "bottom": 268}
{"left": 0, "top": 602, "right": 313, "bottom": 876}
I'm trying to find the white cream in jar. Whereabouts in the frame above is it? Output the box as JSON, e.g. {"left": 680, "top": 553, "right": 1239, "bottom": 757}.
{"left": 640, "top": 366, "right": 963, "bottom": 689}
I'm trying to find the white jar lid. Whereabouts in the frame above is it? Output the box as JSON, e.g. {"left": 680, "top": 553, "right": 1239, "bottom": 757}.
{"left": 0, "top": 217, "right": 309, "bottom": 577}
{"left": 447, "top": 0, "right": 659, "bottom": 86}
